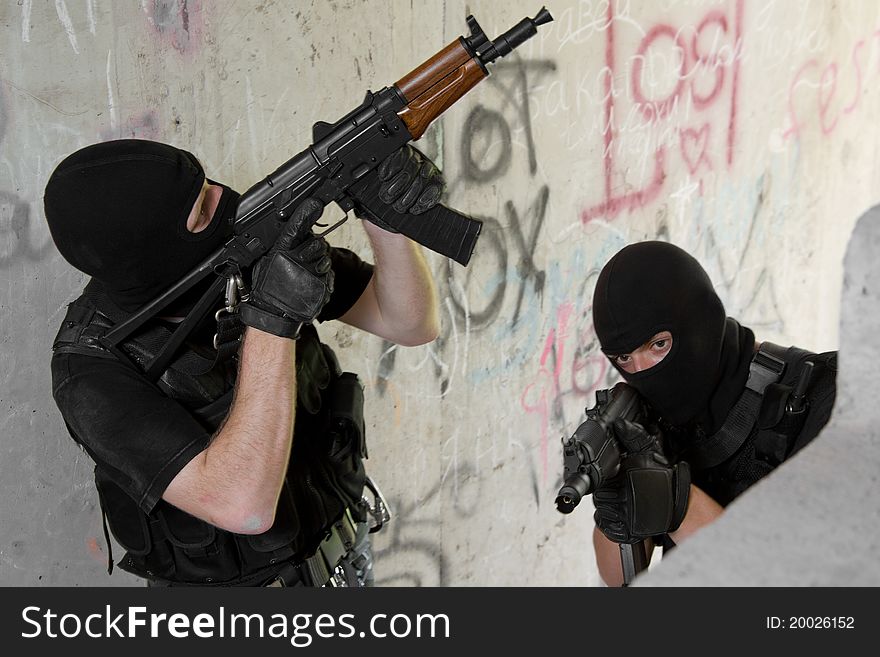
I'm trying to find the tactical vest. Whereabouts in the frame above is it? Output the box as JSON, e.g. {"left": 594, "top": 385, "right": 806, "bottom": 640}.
{"left": 677, "top": 342, "right": 837, "bottom": 506}
{"left": 53, "top": 290, "right": 368, "bottom": 585}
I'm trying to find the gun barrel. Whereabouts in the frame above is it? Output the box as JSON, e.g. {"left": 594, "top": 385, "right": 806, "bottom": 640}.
{"left": 554, "top": 383, "right": 643, "bottom": 515}
{"left": 481, "top": 7, "right": 554, "bottom": 64}
{"left": 555, "top": 472, "right": 593, "bottom": 514}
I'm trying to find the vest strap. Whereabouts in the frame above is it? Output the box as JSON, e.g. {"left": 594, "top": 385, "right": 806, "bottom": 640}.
{"left": 686, "top": 342, "right": 788, "bottom": 469}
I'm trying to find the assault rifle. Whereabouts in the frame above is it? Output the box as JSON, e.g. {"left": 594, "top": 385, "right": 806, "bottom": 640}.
{"left": 100, "top": 8, "right": 553, "bottom": 379}
{"left": 556, "top": 382, "right": 653, "bottom": 585}
{"left": 556, "top": 383, "right": 646, "bottom": 511}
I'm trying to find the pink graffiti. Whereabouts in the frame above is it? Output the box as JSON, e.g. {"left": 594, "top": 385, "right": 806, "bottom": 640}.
{"left": 521, "top": 303, "right": 574, "bottom": 484}
{"left": 581, "top": 148, "right": 669, "bottom": 224}
{"left": 632, "top": 25, "right": 688, "bottom": 120}
{"left": 680, "top": 123, "right": 713, "bottom": 174}
{"left": 581, "top": 0, "right": 743, "bottom": 225}
{"left": 785, "top": 29, "right": 879, "bottom": 140}
{"left": 691, "top": 11, "right": 729, "bottom": 110}
{"left": 570, "top": 336, "right": 610, "bottom": 397}
{"left": 727, "top": 0, "right": 743, "bottom": 166}
{"left": 784, "top": 59, "right": 818, "bottom": 139}
{"left": 521, "top": 304, "right": 612, "bottom": 484}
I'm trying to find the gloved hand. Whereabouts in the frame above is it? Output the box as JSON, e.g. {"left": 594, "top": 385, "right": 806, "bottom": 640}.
{"left": 355, "top": 145, "right": 446, "bottom": 232}
{"left": 238, "top": 197, "right": 334, "bottom": 339}
{"left": 593, "top": 419, "right": 691, "bottom": 544}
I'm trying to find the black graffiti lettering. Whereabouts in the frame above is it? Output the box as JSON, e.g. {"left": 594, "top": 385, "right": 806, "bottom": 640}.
{"left": 374, "top": 55, "right": 557, "bottom": 401}
{"left": 446, "top": 216, "right": 507, "bottom": 329}
{"left": 374, "top": 496, "right": 448, "bottom": 585}
{"left": 373, "top": 460, "right": 481, "bottom": 586}
{"left": 461, "top": 106, "right": 512, "bottom": 182}
{"left": 488, "top": 59, "right": 557, "bottom": 175}
{"left": 446, "top": 185, "right": 549, "bottom": 329}
{"left": 507, "top": 185, "right": 549, "bottom": 324}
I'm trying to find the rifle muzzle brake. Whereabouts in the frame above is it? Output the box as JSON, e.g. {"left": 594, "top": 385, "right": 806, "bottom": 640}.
{"left": 467, "top": 7, "right": 554, "bottom": 66}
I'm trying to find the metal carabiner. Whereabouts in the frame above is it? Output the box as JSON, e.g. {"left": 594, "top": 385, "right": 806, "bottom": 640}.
{"left": 213, "top": 272, "right": 247, "bottom": 350}
{"left": 223, "top": 272, "right": 247, "bottom": 311}
{"left": 362, "top": 475, "right": 393, "bottom": 534}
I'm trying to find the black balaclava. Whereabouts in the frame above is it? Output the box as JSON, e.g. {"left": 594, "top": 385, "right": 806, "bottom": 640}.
{"left": 44, "top": 139, "right": 238, "bottom": 314}
{"left": 592, "top": 241, "right": 755, "bottom": 432}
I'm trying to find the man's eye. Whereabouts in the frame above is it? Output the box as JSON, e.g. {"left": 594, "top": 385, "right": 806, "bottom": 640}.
{"left": 613, "top": 354, "right": 631, "bottom": 364}
{"left": 652, "top": 339, "right": 667, "bottom": 349}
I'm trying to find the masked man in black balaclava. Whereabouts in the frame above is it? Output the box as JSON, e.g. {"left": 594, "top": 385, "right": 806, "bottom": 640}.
{"left": 588, "top": 241, "right": 837, "bottom": 586}
{"left": 45, "top": 139, "right": 443, "bottom": 587}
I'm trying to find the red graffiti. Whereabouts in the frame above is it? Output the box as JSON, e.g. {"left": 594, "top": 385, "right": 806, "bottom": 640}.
{"left": 691, "top": 11, "right": 729, "bottom": 110}
{"left": 581, "top": 0, "right": 743, "bottom": 225}
{"left": 680, "top": 123, "right": 713, "bottom": 174}
{"left": 581, "top": 148, "right": 668, "bottom": 223}
{"left": 818, "top": 62, "right": 841, "bottom": 134}
{"left": 784, "top": 60, "right": 818, "bottom": 140}
{"left": 785, "top": 29, "right": 879, "bottom": 140}
{"left": 844, "top": 40, "right": 867, "bottom": 114}
{"left": 727, "top": 0, "right": 743, "bottom": 167}
{"left": 521, "top": 303, "right": 573, "bottom": 484}
{"left": 521, "top": 304, "right": 612, "bottom": 484}
{"left": 632, "top": 25, "right": 688, "bottom": 120}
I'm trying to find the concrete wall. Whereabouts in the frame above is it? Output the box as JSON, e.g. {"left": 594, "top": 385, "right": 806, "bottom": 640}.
{"left": 1, "top": 0, "right": 879, "bottom": 586}
{"left": 636, "top": 207, "right": 880, "bottom": 586}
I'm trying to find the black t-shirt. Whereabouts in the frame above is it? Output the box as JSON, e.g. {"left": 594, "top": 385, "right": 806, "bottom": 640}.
{"left": 51, "top": 247, "right": 373, "bottom": 515}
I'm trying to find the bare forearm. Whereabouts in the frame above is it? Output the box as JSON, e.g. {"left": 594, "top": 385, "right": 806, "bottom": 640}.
{"left": 668, "top": 484, "right": 724, "bottom": 543}
{"left": 593, "top": 528, "right": 654, "bottom": 587}
{"left": 343, "top": 221, "right": 439, "bottom": 345}
{"left": 163, "top": 328, "right": 296, "bottom": 534}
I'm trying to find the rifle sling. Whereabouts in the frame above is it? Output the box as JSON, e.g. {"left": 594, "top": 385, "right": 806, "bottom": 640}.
{"left": 685, "top": 342, "right": 789, "bottom": 470}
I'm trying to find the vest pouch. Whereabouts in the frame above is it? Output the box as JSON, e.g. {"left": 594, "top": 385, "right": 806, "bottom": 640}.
{"left": 296, "top": 328, "right": 332, "bottom": 415}
{"left": 321, "top": 372, "right": 368, "bottom": 518}
{"left": 94, "top": 469, "right": 152, "bottom": 557}
{"left": 149, "top": 501, "right": 245, "bottom": 584}
{"left": 326, "top": 372, "right": 367, "bottom": 461}
{"left": 284, "top": 448, "right": 344, "bottom": 559}
{"left": 155, "top": 503, "right": 216, "bottom": 550}
{"left": 753, "top": 429, "right": 789, "bottom": 466}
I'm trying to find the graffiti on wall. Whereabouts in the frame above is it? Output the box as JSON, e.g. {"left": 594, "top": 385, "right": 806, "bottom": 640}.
{"left": 784, "top": 24, "right": 880, "bottom": 140}
{"left": 582, "top": 0, "right": 744, "bottom": 223}
{"left": 369, "top": 0, "right": 880, "bottom": 584}
{"left": 5, "top": 0, "right": 880, "bottom": 585}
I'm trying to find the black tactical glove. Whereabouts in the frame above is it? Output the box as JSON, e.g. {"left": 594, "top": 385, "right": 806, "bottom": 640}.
{"left": 593, "top": 419, "right": 691, "bottom": 544}
{"left": 238, "top": 197, "right": 334, "bottom": 339}
{"left": 354, "top": 145, "right": 446, "bottom": 232}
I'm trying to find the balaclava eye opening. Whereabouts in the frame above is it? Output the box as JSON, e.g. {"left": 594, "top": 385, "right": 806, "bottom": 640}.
{"left": 592, "top": 241, "right": 754, "bottom": 429}
{"left": 44, "top": 139, "right": 238, "bottom": 314}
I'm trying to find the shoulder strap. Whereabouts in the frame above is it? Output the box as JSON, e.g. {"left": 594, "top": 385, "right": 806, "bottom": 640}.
{"left": 53, "top": 288, "right": 243, "bottom": 376}
{"left": 685, "top": 342, "right": 788, "bottom": 469}
{"left": 52, "top": 298, "right": 116, "bottom": 359}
